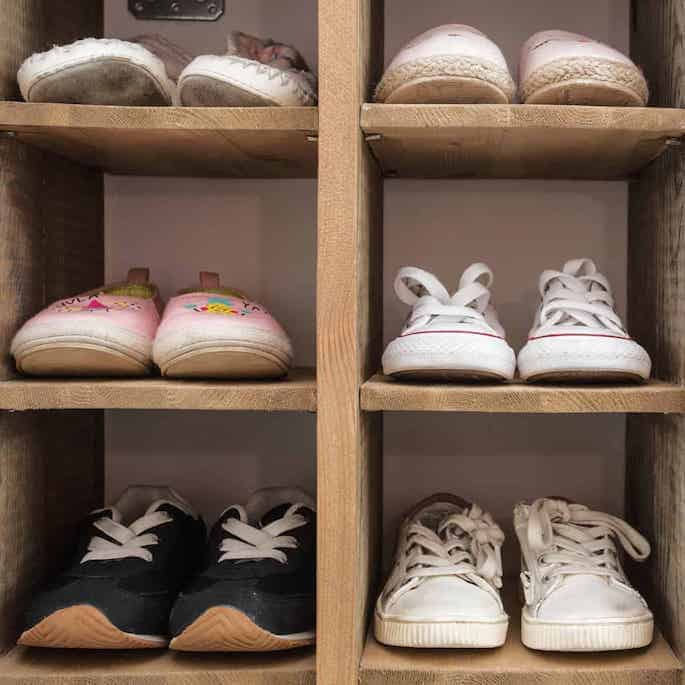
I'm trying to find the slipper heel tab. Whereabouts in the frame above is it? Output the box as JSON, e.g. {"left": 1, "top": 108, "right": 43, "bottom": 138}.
{"left": 127, "top": 268, "right": 150, "bottom": 285}
{"left": 200, "top": 272, "right": 220, "bottom": 290}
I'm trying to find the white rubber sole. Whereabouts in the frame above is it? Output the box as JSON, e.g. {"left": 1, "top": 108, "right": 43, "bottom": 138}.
{"left": 521, "top": 56, "right": 648, "bottom": 106}
{"left": 382, "top": 331, "right": 516, "bottom": 381}
{"left": 375, "top": 54, "right": 515, "bottom": 104}
{"left": 522, "top": 610, "right": 654, "bottom": 652}
{"left": 18, "top": 38, "right": 176, "bottom": 105}
{"left": 178, "top": 55, "right": 316, "bottom": 107}
{"left": 375, "top": 613, "right": 508, "bottom": 648}
{"left": 517, "top": 334, "right": 651, "bottom": 382}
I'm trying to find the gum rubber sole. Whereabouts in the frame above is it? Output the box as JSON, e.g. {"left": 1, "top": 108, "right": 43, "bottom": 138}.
{"left": 522, "top": 613, "right": 654, "bottom": 651}
{"left": 375, "top": 613, "right": 509, "bottom": 648}
{"left": 170, "top": 607, "right": 315, "bottom": 652}
{"left": 526, "top": 369, "right": 646, "bottom": 383}
{"left": 160, "top": 347, "right": 289, "bottom": 379}
{"left": 16, "top": 343, "right": 150, "bottom": 377}
{"left": 391, "top": 368, "right": 509, "bottom": 382}
{"left": 18, "top": 605, "right": 167, "bottom": 649}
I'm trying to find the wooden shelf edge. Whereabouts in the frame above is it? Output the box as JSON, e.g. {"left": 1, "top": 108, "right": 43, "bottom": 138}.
{"left": 361, "top": 103, "right": 685, "bottom": 133}
{"left": 0, "top": 368, "right": 317, "bottom": 412}
{"left": 361, "top": 375, "right": 685, "bottom": 414}
{"left": 0, "top": 102, "right": 319, "bottom": 133}
{"left": 0, "top": 646, "right": 315, "bottom": 685}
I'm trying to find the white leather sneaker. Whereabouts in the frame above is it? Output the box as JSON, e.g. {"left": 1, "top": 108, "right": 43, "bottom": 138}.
{"left": 376, "top": 24, "right": 515, "bottom": 104}
{"left": 515, "top": 498, "right": 653, "bottom": 652}
{"left": 382, "top": 264, "right": 516, "bottom": 381}
{"left": 520, "top": 30, "right": 649, "bottom": 106}
{"left": 517, "top": 258, "right": 651, "bottom": 382}
{"left": 375, "top": 494, "right": 508, "bottom": 648}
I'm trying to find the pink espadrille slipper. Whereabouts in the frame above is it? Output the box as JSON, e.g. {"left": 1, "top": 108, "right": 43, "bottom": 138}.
{"left": 520, "top": 31, "right": 649, "bottom": 106}
{"left": 375, "top": 25, "right": 515, "bottom": 104}
{"left": 11, "top": 268, "right": 161, "bottom": 377}
{"left": 152, "top": 272, "right": 292, "bottom": 379}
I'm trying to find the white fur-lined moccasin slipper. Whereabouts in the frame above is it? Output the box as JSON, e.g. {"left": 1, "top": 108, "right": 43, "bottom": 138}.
{"left": 178, "top": 31, "right": 317, "bottom": 107}
{"left": 18, "top": 35, "right": 192, "bottom": 106}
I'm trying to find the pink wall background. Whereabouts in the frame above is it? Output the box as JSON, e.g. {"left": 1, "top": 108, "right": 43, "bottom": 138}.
{"left": 104, "top": 0, "right": 631, "bottom": 573}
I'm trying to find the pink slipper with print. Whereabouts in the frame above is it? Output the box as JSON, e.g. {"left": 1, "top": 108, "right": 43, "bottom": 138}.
{"left": 153, "top": 272, "right": 293, "bottom": 379}
{"left": 11, "top": 268, "right": 161, "bottom": 377}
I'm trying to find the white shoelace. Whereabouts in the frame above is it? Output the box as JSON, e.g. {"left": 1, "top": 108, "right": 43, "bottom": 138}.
{"left": 219, "top": 503, "right": 309, "bottom": 564}
{"left": 534, "top": 258, "right": 626, "bottom": 336}
{"left": 81, "top": 510, "right": 173, "bottom": 564}
{"left": 394, "top": 264, "right": 502, "bottom": 335}
{"left": 526, "top": 498, "right": 650, "bottom": 583}
{"left": 384, "top": 505, "right": 504, "bottom": 602}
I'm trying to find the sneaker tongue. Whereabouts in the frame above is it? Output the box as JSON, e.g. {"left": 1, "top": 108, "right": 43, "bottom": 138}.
{"left": 261, "top": 502, "right": 296, "bottom": 527}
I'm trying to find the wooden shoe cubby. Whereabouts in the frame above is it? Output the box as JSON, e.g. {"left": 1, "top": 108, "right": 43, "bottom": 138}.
{"left": 0, "top": 1, "right": 684, "bottom": 684}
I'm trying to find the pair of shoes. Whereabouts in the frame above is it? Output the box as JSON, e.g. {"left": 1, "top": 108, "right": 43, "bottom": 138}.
{"left": 19, "top": 486, "right": 316, "bottom": 651}
{"left": 383, "top": 259, "right": 651, "bottom": 383}
{"left": 376, "top": 494, "right": 653, "bottom": 652}
{"left": 376, "top": 25, "right": 648, "bottom": 107}
{"left": 11, "top": 269, "right": 292, "bottom": 379}
{"left": 18, "top": 31, "right": 317, "bottom": 108}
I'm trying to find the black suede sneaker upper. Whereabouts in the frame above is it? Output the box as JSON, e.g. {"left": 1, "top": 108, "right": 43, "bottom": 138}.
{"left": 24, "top": 486, "right": 206, "bottom": 638}
{"left": 170, "top": 487, "right": 316, "bottom": 638}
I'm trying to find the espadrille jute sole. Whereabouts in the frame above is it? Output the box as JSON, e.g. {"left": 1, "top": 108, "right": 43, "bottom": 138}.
{"left": 18, "top": 606, "right": 167, "bottom": 649}
{"left": 521, "top": 57, "right": 648, "bottom": 106}
{"left": 376, "top": 55, "right": 515, "bottom": 104}
{"left": 170, "top": 607, "right": 315, "bottom": 652}
{"left": 521, "top": 611, "right": 654, "bottom": 652}
{"left": 375, "top": 612, "right": 508, "bottom": 648}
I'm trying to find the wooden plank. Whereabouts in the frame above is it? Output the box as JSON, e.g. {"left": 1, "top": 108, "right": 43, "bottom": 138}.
{"left": 626, "top": 0, "right": 685, "bottom": 676}
{"left": 361, "top": 601, "right": 680, "bottom": 685}
{"left": 361, "top": 104, "right": 685, "bottom": 179}
{"left": 0, "top": 0, "right": 104, "bottom": 655}
{"left": 0, "top": 103, "right": 318, "bottom": 178}
{"left": 361, "top": 375, "right": 685, "bottom": 413}
{"left": 0, "top": 646, "right": 315, "bottom": 685}
{"left": 317, "top": 0, "right": 384, "bottom": 684}
{"left": 0, "top": 368, "right": 317, "bottom": 411}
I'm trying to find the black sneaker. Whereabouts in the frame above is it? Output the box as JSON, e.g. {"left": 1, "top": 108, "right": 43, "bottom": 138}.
{"left": 169, "top": 486, "right": 316, "bottom": 652}
{"left": 19, "top": 486, "right": 205, "bottom": 649}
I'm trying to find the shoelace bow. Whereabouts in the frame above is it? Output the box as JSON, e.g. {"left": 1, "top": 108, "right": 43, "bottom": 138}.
{"left": 536, "top": 258, "right": 625, "bottom": 335}
{"left": 526, "top": 498, "right": 650, "bottom": 583}
{"left": 81, "top": 510, "right": 172, "bottom": 563}
{"left": 385, "top": 506, "right": 504, "bottom": 600}
{"left": 440, "top": 504, "right": 505, "bottom": 588}
{"left": 394, "top": 264, "right": 498, "bottom": 331}
{"left": 219, "top": 503, "right": 309, "bottom": 564}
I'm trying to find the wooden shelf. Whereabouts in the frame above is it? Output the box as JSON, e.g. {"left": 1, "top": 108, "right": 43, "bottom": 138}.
{"left": 0, "top": 646, "right": 315, "bottom": 684}
{"left": 0, "top": 102, "right": 318, "bottom": 177}
{"left": 361, "top": 104, "right": 685, "bottom": 179}
{"left": 361, "top": 626, "right": 680, "bottom": 685}
{"left": 361, "top": 374, "right": 685, "bottom": 413}
{"left": 0, "top": 368, "right": 316, "bottom": 411}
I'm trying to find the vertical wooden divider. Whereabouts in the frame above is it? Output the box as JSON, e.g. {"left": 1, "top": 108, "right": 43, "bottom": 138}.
{"left": 0, "top": 1, "right": 104, "bottom": 652}
{"left": 627, "top": 0, "right": 685, "bottom": 674}
{"left": 317, "top": 0, "right": 384, "bottom": 683}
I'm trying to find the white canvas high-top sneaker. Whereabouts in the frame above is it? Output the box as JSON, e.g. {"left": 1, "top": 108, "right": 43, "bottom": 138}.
{"left": 375, "top": 494, "right": 508, "bottom": 649}
{"left": 514, "top": 498, "right": 654, "bottom": 652}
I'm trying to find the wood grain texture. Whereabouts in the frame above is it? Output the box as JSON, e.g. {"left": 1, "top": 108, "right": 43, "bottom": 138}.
{"left": 362, "top": 626, "right": 680, "bottom": 685}
{"left": 627, "top": 1, "right": 685, "bottom": 678}
{"left": 361, "top": 104, "right": 685, "bottom": 179}
{"left": 0, "top": 646, "right": 315, "bottom": 685}
{"left": 0, "top": 0, "right": 103, "bottom": 655}
{"left": 361, "top": 375, "right": 685, "bottom": 413}
{"left": 317, "top": 1, "right": 384, "bottom": 684}
{"left": 0, "top": 103, "right": 318, "bottom": 178}
{"left": 0, "top": 368, "right": 317, "bottom": 411}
